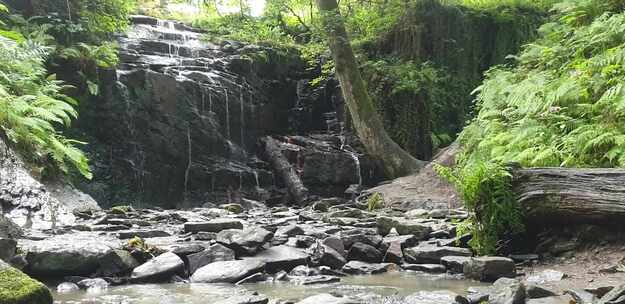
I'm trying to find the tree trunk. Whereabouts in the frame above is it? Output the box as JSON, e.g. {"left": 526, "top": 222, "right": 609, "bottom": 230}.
{"left": 512, "top": 168, "right": 625, "bottom": 224}
{"left": 262, "top": 136, "right": 309, "bottom": 205}
{"left": 315, "top": 0, "right": 425, "bottom": 179}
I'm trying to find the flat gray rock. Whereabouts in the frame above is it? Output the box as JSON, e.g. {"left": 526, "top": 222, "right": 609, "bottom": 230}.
{"left": 184, "top": 219, "right": 243, "bottom": 233}
{"left": 341, "top": 261, "right": 397, "bottom": 275}
{"left": 245, "top": 245, "right": 309, "bottom": 273}
{"left": 217, "top": 227, "right": 273, "bottom": 255}
{"left": 188, "top": 244, "right": 236, "bottom": 275}
{"left": 404, "top": 245, "right": 472, "bottom": 264}
{"left": 131, "top": 252, "right": 184, "bottom": 282}
{"left": 463, "top": 257, "right": 515, "bottom": 282}
{"left": 191, "top": 260, "right": 266, "bottom": 283}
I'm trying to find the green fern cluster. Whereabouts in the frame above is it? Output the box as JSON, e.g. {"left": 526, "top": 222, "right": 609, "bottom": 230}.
{"left": 0, "top": 39, "right": 91, "bottom": 179}
{"left": 444, "top": 0, "right": 625, "bottom": 254}
{"left": 436, "top": 162, "right": 523, "bottom": 255}
{"left": 461, "top": 0, "right": 625, "bottom": 169}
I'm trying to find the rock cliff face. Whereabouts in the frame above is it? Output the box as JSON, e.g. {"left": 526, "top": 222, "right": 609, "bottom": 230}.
{"left": 0, "top": 138, "right": 100, "bottom": 230}
{"left": 74, "top": 16, "right": 364, "bottom": 208}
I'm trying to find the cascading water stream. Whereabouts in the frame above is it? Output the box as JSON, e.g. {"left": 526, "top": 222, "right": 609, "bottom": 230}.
{"left": 224, "top": 88, "right": 230, "bottom": 140}
{"left": 240, "top": 83, "right": 245, "bottom": 150}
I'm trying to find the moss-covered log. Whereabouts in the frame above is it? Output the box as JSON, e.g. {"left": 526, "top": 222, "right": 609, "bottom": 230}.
{"left": 512, "top": 168, "right": 625, "bottom": 224}
{"left": 316, "top": 0, "right": 425, "bottom": 178}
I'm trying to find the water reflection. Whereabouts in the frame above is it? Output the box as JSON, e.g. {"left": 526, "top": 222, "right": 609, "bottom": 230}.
{"left": 52, "top": 272, "right": 487, "bottom": 304}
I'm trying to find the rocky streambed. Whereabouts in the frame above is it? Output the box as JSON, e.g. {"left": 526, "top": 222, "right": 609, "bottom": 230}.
{"left": 4, "top": 199, "right": 624, "bottom": 304}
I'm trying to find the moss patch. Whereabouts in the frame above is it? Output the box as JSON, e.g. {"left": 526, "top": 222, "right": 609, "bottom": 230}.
{"left": 0, "top": 266, "right": 53, "bottom": 304}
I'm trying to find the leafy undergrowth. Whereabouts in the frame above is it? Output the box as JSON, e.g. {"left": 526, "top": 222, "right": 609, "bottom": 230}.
{"left": 0, "top": 40, "right": 91, "bottom": 178}
{"left": 444, "top": 0, "right": 625, "bottom": 254}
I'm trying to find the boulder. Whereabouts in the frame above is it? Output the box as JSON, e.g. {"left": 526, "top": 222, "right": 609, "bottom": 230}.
{"left": 339, "top": 229, "right": 382, "bottom": 249}
{"left": 490, "top": 278, "right": 526, "bottom": 304}
{"left": 463, "top": 257, "right": 516, "bottom": 282}
{"left": 191, "top": 260, "right": 266, "bottom": 283}
{"left": 99, "top": 249, "right": 140, "bottom": 276}
{"left": 56, "top": 282, "right": 80, "bottom": 294}
{"left": 131, "top": 252, "right": 184, "bottom": 282}
{"left": 383, "top": 241, "right": 403, "bottom": 264}
{"left": 311, "top": 243, "right": 347, "bottom": 269}
{"left": 526, "top": 284, "right": 558, "bottom": 299}
{"left": 76, "top": 278, "right": 109, "bottom": 292}
{"left": 0, "top": 259, "right": 53, "bottom": 304}
{"left": 526, "top": 270, "right": 565, "bottom": 284}
{"left": 598, "top": 284, "right": 625, "bottom": 304}
{"left": 184, "top": 219, "right": 243, "bottom": 233}
{"left": 21, "top": 234, "right": 117, "bottom": 276}
{"left": 341, "top": 261, "right": 396, "bottom": 275}
{"left": 347, "top": 242, "right": 382, "bottom": 263}
{"left": 116, "top": 230, "right": 171, "bottom": 239}
{"left": 441, "top": 256, "right": 471, "bottom": 273}
{"left": 381, "top": 234, "right": 418, "bottom": 251}
{"left": 402, "top": 264, "right": 446, "bottom": 273}
{"left": 564, "top": 289, "right": 597, "bottom": 304}
{"left": 404, "top": 245, "right": 472, "bottom": 264}
{"left": 246, "top": 245, "right": 309, "bottom": 273}
{"left": 526, "top": 295, "right": 575, "bottom": 304}
{"left": 188, "top": 244, "right": 236, "bottom": 275}
{"left": 322, "top": 237, "right": 346, "bottom": 256}
{"left": 0, "top": 238, "right": 17, "bottom": 262}
{"left": 0, "top": 214, "right": 21, "bottom": 239}
{"left": 275, "top": 225, "right": 305, "bottom": 237}
{"left": 377, "top": 217, "right": 432, "bottom": 239}
{"left": 217, "top": 227, "right": 274, "bottom": 255}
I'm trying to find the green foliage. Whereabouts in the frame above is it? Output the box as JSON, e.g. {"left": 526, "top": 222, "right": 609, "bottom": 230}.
{"left": 461, "top": 0, "right": 625, "bottom": 169}
{"left": 443, "top": 0, "right": 560, "bottom": 10}
{"left": 124, "top": 236, "right": 163, "bottom": 256}
{"left": 366, "top": 192, "right": 384, "bottom": 212}
{"left": 449, "top": 0, "right": 625, "bottom": 254}
{"left": 436, "top": 161, "right": 524, "bottom": 255}
{"left": 0, "top": 40, "right": 91, "bottom": 178}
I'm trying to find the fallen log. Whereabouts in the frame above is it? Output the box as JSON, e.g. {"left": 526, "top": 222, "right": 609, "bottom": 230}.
{"left": 261, "top": 136, "right": 309, "bottom": 205}
{"left": 512, "top": 168, "right": 625, "bottom": 224}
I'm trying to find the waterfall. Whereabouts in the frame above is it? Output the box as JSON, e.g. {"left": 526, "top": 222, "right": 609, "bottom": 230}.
{"left": 208, "top": 89, "right": 213, "bottom": 113}
{"left": 240, "top": 84, "right": 245, "bottom": 149}
{"left": 238, "top": 171, "right": 243, "bottom": 190}
{"left": 224, "top": 88, "right": 230, "bottom": 139}
{"left": 184, "top": 126, "right": 192, "bottom": 197}
{"left": 348, "top": 151, "right": 362, "bottom": 186}
{"left": 200, "top": 87, "right": 205, "bottom": 114}
{"left": 253, "top": 171, "right": 260, "bottom": 188}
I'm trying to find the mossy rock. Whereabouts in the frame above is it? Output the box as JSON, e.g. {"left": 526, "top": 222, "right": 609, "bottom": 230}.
{"left": 110, "top": 205, "right": 133, "bottom": 215}
{"left": 0, "top": 260, "right": 52, "bottom": 304}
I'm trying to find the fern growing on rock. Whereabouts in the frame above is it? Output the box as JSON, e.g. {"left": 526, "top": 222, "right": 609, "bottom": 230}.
{"left": 0, "top": 39, "right": 91, "bottom": 179}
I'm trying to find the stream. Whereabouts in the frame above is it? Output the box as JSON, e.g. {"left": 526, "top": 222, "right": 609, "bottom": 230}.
{"left": 51, "top": 272, "right": 486, "bottom": 303}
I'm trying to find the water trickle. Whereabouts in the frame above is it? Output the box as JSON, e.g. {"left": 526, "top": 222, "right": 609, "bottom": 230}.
{"left": 184, "top": 126, "right": 192, "bottom": 197}
{"left": 200, "top": 87, "right": 205, "bottom": 114}
{"left": 240, "top": 84, "right": 245, "bottom": 149}
{"left": 239, "top": 171, "right": 243, "bottom": 190}
{"left": 208, "top": 89, "right": 213, "bottom": 113}
{"left": 253, "top": 171, "right": 260, "bottom": 188}
{"left": 224, "top": 88, "right": 230, "bottom": 139}
{"left": 348, "top": 151, "right": 362, "bottom": 186}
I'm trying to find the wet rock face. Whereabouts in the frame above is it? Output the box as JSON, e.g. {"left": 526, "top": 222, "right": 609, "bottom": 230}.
{"left": 78, "top": 17, "right": 307, "bottom": 207}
